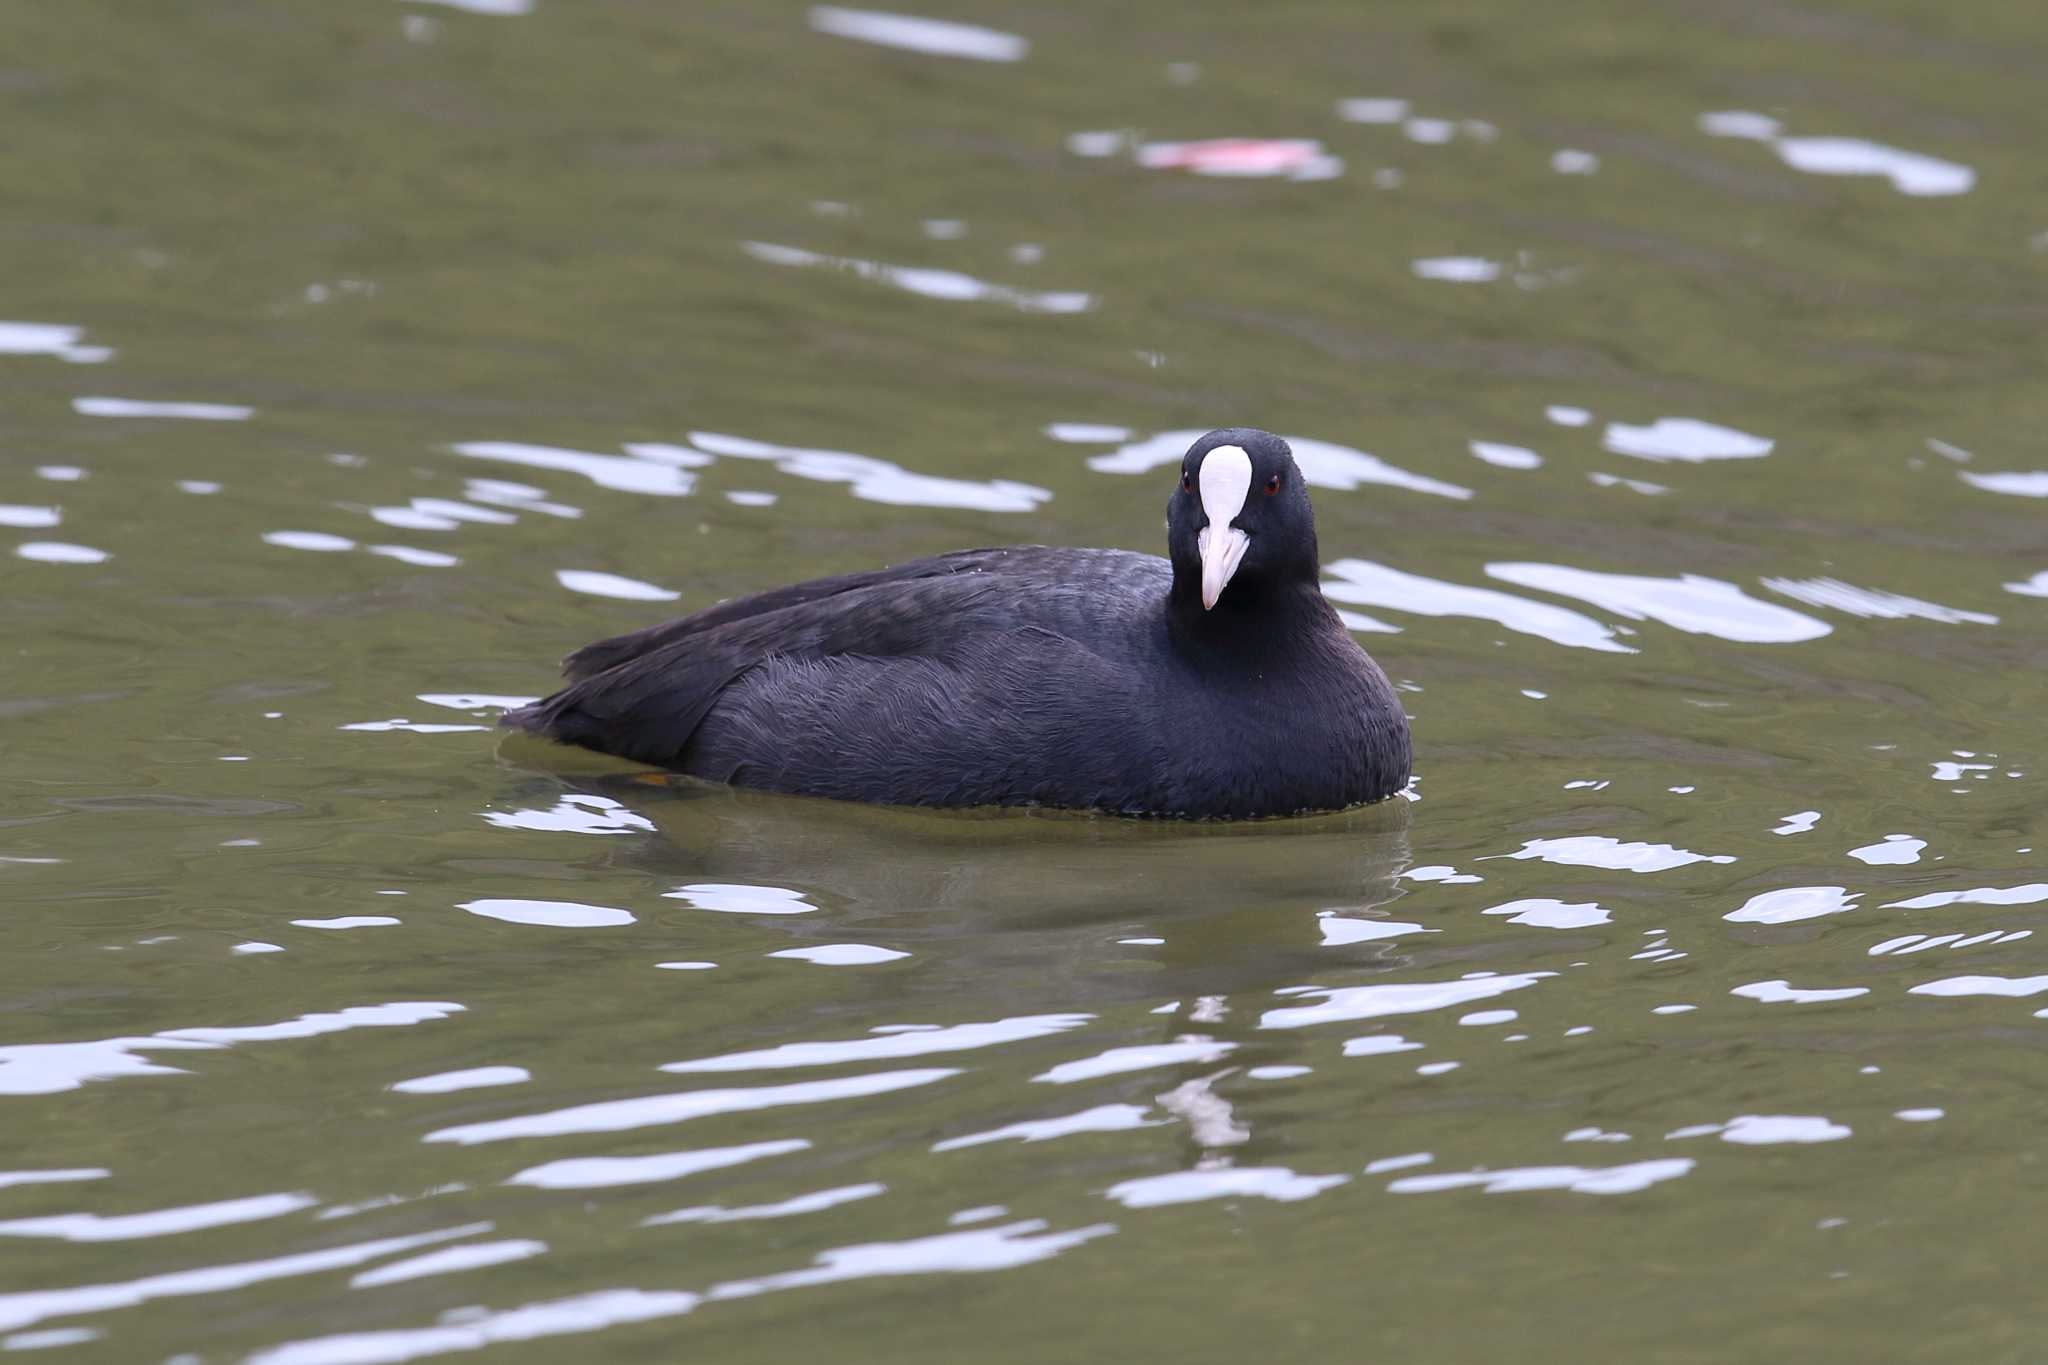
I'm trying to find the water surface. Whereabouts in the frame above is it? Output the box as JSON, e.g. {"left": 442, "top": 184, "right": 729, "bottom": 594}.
{"left": 4, "top": 2, "right": 2045, "bottom": 1359}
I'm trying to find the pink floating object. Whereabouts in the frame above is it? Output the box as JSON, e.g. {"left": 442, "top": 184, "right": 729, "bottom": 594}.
{"left": 1136, "top": 138, "right": 1338, "bottom": 179}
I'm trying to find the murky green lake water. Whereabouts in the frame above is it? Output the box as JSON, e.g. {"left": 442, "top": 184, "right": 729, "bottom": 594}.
{"left": 4, "top": 1, "right": 2045, "bottom": 1359}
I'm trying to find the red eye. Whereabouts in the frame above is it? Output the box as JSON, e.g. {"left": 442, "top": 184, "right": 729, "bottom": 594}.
{"left": 1182, "top": 472, "right": 1194, "bottom": 493}
{"left": 1264, "top": 474, "right": 1281, "bottom": 496}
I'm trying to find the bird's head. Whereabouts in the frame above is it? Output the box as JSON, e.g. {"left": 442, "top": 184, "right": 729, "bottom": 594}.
{"left": 1166, "top": 427, "right": 1320, "bottom": 613}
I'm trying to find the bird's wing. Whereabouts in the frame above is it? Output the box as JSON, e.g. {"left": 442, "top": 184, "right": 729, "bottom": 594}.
{"left": 559, "top": 546, "right": 1049, "bottom": 681}
{"left": 506, "top": 549, "right": 1161, "bottom": 768}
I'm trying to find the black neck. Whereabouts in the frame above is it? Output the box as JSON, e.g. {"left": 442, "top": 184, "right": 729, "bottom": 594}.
{"left": 1166, "top": 575, "right": 1332, "bottom": 661}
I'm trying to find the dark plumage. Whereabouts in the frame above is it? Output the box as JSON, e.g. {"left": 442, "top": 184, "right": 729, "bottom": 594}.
{"left": 503, "top": 428, "right": 1412, "bottom": 818}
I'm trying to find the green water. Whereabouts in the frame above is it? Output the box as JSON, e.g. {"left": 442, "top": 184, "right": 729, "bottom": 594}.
{"left": 3, "top": 1, "right": 2045, "bottom": 1359}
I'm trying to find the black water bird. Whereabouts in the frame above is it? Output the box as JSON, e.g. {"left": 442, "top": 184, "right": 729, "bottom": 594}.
{"left": 503, "top": 428, "right": 1411, "bottom": 817}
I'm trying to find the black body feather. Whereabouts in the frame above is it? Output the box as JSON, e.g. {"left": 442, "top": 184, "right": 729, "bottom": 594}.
{"left": 503, "top": 430, "right": 1412, "bottom": 817}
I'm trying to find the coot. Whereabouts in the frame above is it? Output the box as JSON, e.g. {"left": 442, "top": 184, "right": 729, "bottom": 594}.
{"left": 504, "top": 428, "right": 1411, "bottom": 817}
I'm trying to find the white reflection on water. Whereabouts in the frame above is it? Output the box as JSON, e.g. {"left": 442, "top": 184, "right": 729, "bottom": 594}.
{"left": 1318, "top": 915, "right": 1432, "bottom": 945}
{"left": 1907, "top": 975, "right": 2048, "bottom": 999}
{"left": 315, "top": 1184, "right": 467, "bottom": 1223}
{"left": 1342, "top": 1034, "right": 1423, "bottom": 1056}
{"left": 1470, "top": 441, "right": 1541, "bottom": 469}
{"left": 708, "top": 1219, "right": 1115, "bottom": 1301}
{"left": 508, "top": 1139, "right": 810, "bottom": 1191}
{"left": 1032, "top": 1039, "right": 1235, "bottom": 1084}
{"left": 351, "top": 1239, "right": 547, "bottom": 1289}
{"left": 1763, "top": 578, "right": 1997, "bottom": 625}
{"left": 932, "top": 1103, "right": 1160, "bottom": 1152}
{"left": 1406, "top": 864, "right": 1483, "bottom": 884}
{"left": 1886, "top": 883, "right": 2048, "bottom": 909}
{"left": 2006, "top": 571, "right": 2048, "bottom": 597}
{"left": 0, "top": 1191, "right": 314, "bottom": 1244}
{"left": 1962, "top": 470, "right": 2048, "bottom": 498}
{"left": 1730, "top": 980, "right": 1868, "bottom": 1004}
{"left": 1601, "top": 416, "right": 1772, "bottom": 463}
{"left": 459, "top": 899, "right": 635, "bottom": 928}
{"left": 1048, "top": 423, "right": 1130, "bottom": 446}
{"left": 249, "top": 1286, "right": 699, "bottom": 1365}
{"left": 1412, "top": 256, "right": 1500, "bottom": 283}
{"left": 1260, "top": 973, "right": 1549, "bottom": 1030}
{"left": 368, "top": 498, "right": 516, "bottom": 531}
{"left": 1044, "top": 422, "right": 1132, "bottom": 444}
{"left": 1847, "top": 834, "right": 1925, "bottom": 865}
{"left": 742, "top": 242, "right": 1090, "bottom": 314}
{"left": 1323, "top": 560, "right": 1630, "bottom": 653}
{"left": 1156, "top": 1072, "right": 1246, "bottom": 1148}
{"left": 0, "top": 1003, "right": 463, "bottom": 1095}
{"left": 340, "top": 719, "right": 490, "bottom": 733}
{"left": 1488, "top": 563, "right": 1830, "bottom": 644}
{"left": 769, "top": 944, "right": 910, "bottom": 965}
{"left": 74, "top": 396, "right": 252, "bottom": 420}
{"left": 423, "top": 1069, "right": 958, "bottom": 1145}
{"left": 949, "top": 1205, "right": 1007, "bottom": 1224}
{"left": 1669, "top": 1115, "right": 1851, "bottom": 1144}
{"left": 1334, "top": 606, "right": 1401, "bottom": 634}
{"left": 465, "top": 478, "right": 581, "bottom": 518}
{"left": 368, "top": 545, "right": 459, "bottom": 567}
{"left": 1725, "top": 886, "right": 1859, "bottom": 924}
{"left": 1, "top": 1327, "right": 100, "bottom": 1349}
{"left": 1364, "top": 1152, "right": 1433, "bottom": 1174}
{"left": 391, "top": 1066, "right": 530, "bottom": 1095}
{"left": 686, "top": 429, "right": 1053, "bottom": 512}
{"left": 0, "top": 1222, "right": 487, "bottom": 1334}
{"left": 1388, "top": 1159, "right": 1693, "bottom": 1195}
{"left": 0, "top": 321, "right": 112, "bottom": 363}
{"left": 0, "top": 505, "right": 60, "bottom": 528}
{"left": 1483, "top": 898, "right": 1610, "bottom": 928}
{"left": 645, "top": 1183, "right": 887, "bottom": 1227}
{"left": 808, "top": 6, "right": 1027, "bottom": 61}
{"left": 1773, "top": 810, "right": 1821, "bottom": 835}
{"left": 664, "top": 882, "right": 818, "bottom": 915}
{"left": 1699, "top": 111, "right": 1975, "bottom": 196}
{"left": 1064, "top": 129, "right": 1129, "bottom": 157}
{"left": 1496, "top": 836, "right": 1734, "bottom": 873}
{"left": 15, "top": 542, "right": 108, "bottom": 565}
{"left": 1588, "top": 471, "right": 1668, "bottom": 495}
{"left": 1106, "top": 1166, "right": 1347, "bottom": 1208}
{"left": 1088, "top": 429, "right": 1470, "bottom": 500}
{"left": 451, "top": 441, "right": 703, "bottom": 496}
{"left": 483, "top": 794, "right": 656, "bottom": 836}
{"left": 263, "top": 531, "right": 355, "bottom": 552}
{"left": 555, "top": 569, "right": 679, "bottom": 602}
{"left": 421, "top": 693, "right": 539, "bottom": 711}
{"left": 1870, "top": 930, "right": 2030, "bottom": 955}
{"left": 0, "top": 1170, "right": 106, "bottom": 1191}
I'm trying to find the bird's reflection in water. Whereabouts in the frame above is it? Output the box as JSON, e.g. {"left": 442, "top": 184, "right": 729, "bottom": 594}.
{"left": 497, "top": 743, "right": 1419, "bottom": 1019}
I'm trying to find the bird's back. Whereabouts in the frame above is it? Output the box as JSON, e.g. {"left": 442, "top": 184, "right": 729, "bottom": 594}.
{"left": 502, "top": 546, "right": 1174, "bottom": 789}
